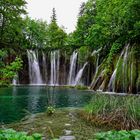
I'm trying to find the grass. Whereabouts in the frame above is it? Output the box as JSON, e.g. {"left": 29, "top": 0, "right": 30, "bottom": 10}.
{"left": 0, "top": 109, "right": 105, "bottom": 140}
{"left": 82, "top": 94, "right": 140, "bottom": 130}
{"left": 1, "top": 94, "right": 140, "bottom": 139}
{"left": 76, "top": 85, "right": 89, "bottom": 90}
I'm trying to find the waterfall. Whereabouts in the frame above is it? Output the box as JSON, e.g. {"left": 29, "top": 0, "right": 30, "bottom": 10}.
{"left": 68, "top": 51, "right": 78, "bottom": 85}
{"left": 92, "top": 49, "right": 100, "bottom": 76}
{"left": 108, "top": 48, "right": 125, "bottom": 92}
{"left": 74, "top": 62, "right": 88, "bottom": 85}
{"left": 90, "top": 50, "right": 100, "bottom": 87}
{"left": 12, "top": 76, "right": 18, "bottom": 85}
{"left": 12, "top": 79, "right": 17, "bottom": 85}
{"left": 27, "top": 50, "right": 43, "bottom": 85}
{"left": 108, "top": 69, "right": 117, "bottom": 92}
{"left": 122, "top": 44, "right": 129, "bottom": 93}
{"left": 50, "top": 50, "right": 60, "bottom": 85}
{"left": 42, "top": 52, "right": 47, "bottom": 84}
{"left": 95, "top": 54, "right": 99, "bottom": 74}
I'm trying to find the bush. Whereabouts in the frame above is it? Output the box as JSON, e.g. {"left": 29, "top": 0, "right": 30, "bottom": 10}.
{"left": 0, "top": 129, "right": 42, "bottom": 140}
{"left": 94, "top": 130, "right": 140, "bottom": 140}
{"left": 47, "top": 106, "right": 55, "bottom": 116}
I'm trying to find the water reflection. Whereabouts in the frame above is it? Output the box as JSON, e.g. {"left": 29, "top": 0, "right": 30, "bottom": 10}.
{"left": 0, "top": 86, "right": 93, "bottom": 123}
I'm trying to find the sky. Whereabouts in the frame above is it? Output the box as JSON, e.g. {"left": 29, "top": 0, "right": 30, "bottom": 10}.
{"left": 26, "top": 0, "right": 88, "bottom": 33}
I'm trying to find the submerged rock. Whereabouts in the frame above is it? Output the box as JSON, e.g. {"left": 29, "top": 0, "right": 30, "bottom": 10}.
{"left": 59, "top": 136, "right": 76, "bottom": 140}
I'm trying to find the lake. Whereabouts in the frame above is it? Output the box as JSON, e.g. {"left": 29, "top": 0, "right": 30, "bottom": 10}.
{"left": 0, "top": 86, "right": 94, "bottom": 124}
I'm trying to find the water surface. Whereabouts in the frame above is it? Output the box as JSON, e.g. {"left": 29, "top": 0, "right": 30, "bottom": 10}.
{"left": 0, "top": 86, "right": 93, "bottom": 123}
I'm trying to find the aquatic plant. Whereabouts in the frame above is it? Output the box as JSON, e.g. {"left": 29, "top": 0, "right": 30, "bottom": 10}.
{"left": 47, "top": 106, "right": 56, "bottom": 116}
{"left": 83, "top": 94, "right": 140, "bottom": 130}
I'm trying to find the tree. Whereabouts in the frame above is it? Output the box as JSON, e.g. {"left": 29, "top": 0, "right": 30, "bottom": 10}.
{"left": 0, "top": 0, "right": 26, "bottom": 86}
{"left": 51, "top": 8, "right": 57, "bottom": 23}
{"left": 23, "top": 17, "right": 48, "bottom": 49}
{"left": 47, "top": 9, "right": 67, "bottom": 49}
{"left": 86, "top": 0, "right": 140, "bottom": 49}
{"left": 0, "top": 0, "right": 27, "bottom": 50}
{"left": 78, "top": 2, "right": 86, "bottom": 17}
{"left": 71, "top": 0, "right": 96, "bottom": 46}
{"left": 0, "top": 49, "right": 23, "bottom": 86}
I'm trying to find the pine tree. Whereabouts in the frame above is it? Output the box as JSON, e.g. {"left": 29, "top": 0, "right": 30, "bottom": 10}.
{"left": 51, "top": 8, "right": 57, "bottom": 23}
{"left": 78, "top": 2, "right": 85, "bottom": 17}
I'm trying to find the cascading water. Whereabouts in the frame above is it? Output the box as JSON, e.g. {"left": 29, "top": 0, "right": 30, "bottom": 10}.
{"left": 42, "top": 52, "right": 47, "bottom": 84}
{"left": 123, "top": 44, "right": 129, "bottom": 93}
{"left": 27, "top": 50, "right": 43, "bottom": 85}
{"left": 12, "top": 75, "right": 18, "bottom": 85}
{"left": 68, "top": 51, "right": 78, "bottom": 85}
{"left": 50, "top": 50, "right": 60, "bottom": 85}
{"left": 74, "top": 62, "right": 88, "bottom": 85}
{"left": 90, "top": 50, "right": 100, "bottom": 88}
{"left": 108, "top": 48, "right": 125, "bottom": 92}
{"left": 95, "top": 54, "right": 99, "bottom": 74}
{"left": 12, "top": 79, "right": 17, "bottom": 85}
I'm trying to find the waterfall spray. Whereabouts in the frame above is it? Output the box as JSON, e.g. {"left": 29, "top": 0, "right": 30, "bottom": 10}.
{"left": 27, "top": 50, "right": 43, "bottom": 85}
{"left": 74, "top": 62, "right": 88, "bottom": 85}
{"left": 68, "top": 51, "right": 78, "bottom": 85}
{"left": 50, "top": 50, "right": 60, "bottom": 85}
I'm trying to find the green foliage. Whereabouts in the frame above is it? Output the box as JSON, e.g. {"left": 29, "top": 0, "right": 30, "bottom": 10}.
{"left": 78, "top": 46, "right": 90, "bottom": 63}
{"left": 47, "top": 106, "right": 55, "bottom": 116}
{"left": 71, "top": 0, "right": 96, "bottom": 46}
{"left": 0, "top": 129, "right": 42, "bottom": 140}
{"left": 94, "top": 130, "right": 140, "bottom": 140}
{"left": 0, "top": 0, "right": 27, "bottom": 49}
{"left": 24, "top": 17, "right": 48, "bottom": 49}
{"left": 107, "top": 42, "right": 122, "bottom": 66}
{"left": 86, "top": 0, "right": 140, "bottom": 48}
{"left": 76, "top": 85, "right": 88, "bottom": 90}
{"left": 0, "top": 57, "right": 23, "bottom": 86}
{"left": 47, "top": 21, "right": 67, "bottom": 49}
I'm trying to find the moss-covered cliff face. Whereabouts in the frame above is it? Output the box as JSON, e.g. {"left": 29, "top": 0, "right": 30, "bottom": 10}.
{"left": 90, "top": 43, "right": 140, "bottom": 94}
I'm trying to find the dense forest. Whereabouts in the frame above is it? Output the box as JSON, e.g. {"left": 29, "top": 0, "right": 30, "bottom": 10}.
{"left": 0, "top": 0, "right": 140, "bottom": 94}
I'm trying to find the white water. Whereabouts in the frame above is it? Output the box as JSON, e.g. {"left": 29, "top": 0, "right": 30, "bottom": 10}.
{"left": 122, "top": 44, "right": 129, "bottom": 93}
{"left": 108, "top": 47, "right": 125, "bottom": 92}
{"left": 95, "top": 53, "right": 99, "bottom": 74}
{"left": 12, "top": 75, "right": 18, "bottom": 85}
{"left": 27, "top": 50, "right": 43, "bottom": 85}
{"left": 50, "top": 50, "right": 60, "bottom": 85}
{"left": 68, "top": 51, "right": 78, "bottom": 85}
{"left": 42, "top": 52, "right": 47, "bottom": 83}
{"left": 74, "top": 62, "right": 88, "bottom": 85}
{"left": 130, "top": 48, "right": 133, "bottom": 92}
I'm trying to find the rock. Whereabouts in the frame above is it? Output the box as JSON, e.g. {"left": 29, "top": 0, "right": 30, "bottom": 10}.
{"left": 65, "top": 123, "right": 71, "bottom": 126}
{"left": 59, "top": 136, "right": 76, "bottom": 140}
{"left": 47, "top": 121, "right": 53, "bottom": 124}
{"left": 64, "top": 130, "right": 72, "bottom": 135}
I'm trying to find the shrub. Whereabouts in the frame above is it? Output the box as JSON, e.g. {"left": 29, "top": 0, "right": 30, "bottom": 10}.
{"left": 94, "top": 130, "right": 140, "bottom": 140}
{"left": 47, "top": 106, "right": 55, "bottom": 116}
{"left": 0, "top": 129, "right": 42, "bottom": 140}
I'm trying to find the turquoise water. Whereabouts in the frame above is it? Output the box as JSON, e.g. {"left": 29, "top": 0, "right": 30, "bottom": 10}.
{"left": 0, "top": 86, "right": 93, "bottom": 124}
